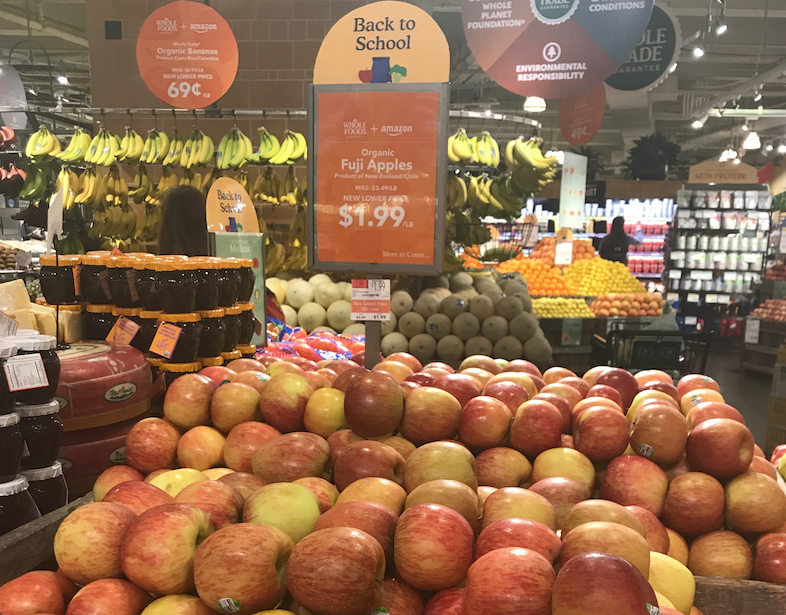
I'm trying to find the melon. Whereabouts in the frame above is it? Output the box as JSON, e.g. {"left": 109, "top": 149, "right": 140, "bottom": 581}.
{"left": 482, "top": 315, "right": 508, "bottom": 344}
{"left": 432, "top": 287, "right": 452, "bottom": 302}
{"left": 326, "top": 300, "right": 352, "bottom": 331}
{"left": 494, "top": 336, "right": 524, "bottom": 361}
{"left": 265, "top": 278, "right": 286, "bottom": 304}
{"left": 440, "top": 294, "right": 469, "bottom": 320}
{"left": 509, "top": 313, "right": 539, "bottom": 342}
{"left": 515, "top": 293, "right": 534, "bottom": 313}
{"left": 437, "top": 335, "right": 465, "bottom": 363}
{"left": 482, "top": 288, "right": 506, "bottom": 305}
{"left": 469, "top": 295, "right": 495, "bottom": 322}
{"left": 473, "top": 276, "right": 497, "bottom": 291}
{"left": 343, "top": 323, "right": 366, "bottom": 336}
{"left": 281, "top": 305, "right": 298, "bottom": 327}
{"left": 465, "top": 336, "right": 493, "bottom": 357}
{"left": 500, "top": 280, "right": 528, "bottom": 296}
{"left": 308, "top": 273, "right": 333, "bottom": 288}
{"left": 381, "top": 332, "right": 409, "bottom": 356}
{"left": 381, "top": 312, "right": 398, "bottom": 336}
{"left": 275, "top": 278, "right": 290, "bottom": 290}
{"left": 277, "top": 271, "right": 296, "bottom": 281}
{"left": 286, "top": 280, "right": 315, "bottom": 309}
{"left": 450, "top": 272, "right": 474, "bottom": 292}
{"left": 298, "top": 302, "right": 327, "bottom": 333}
{"left": 409, "top": 334, "right": 437, "bottom": 364}
{"left": 524, "top": 334, "right": 553, "bottom": 364}
{"left": 452, "top": 312, "right": 480, "bottom": 342}
{"left": 496, "top": 296, "right": 525, "bottom": 321}
{"left": 398, "top": 312, "right": 426, "bottom": 339}
{"left": 342, "top": 284, "right": 352, "bottom": 302}
{"left": 336, "top": 281, "right": 350, "bottom": 296}
{"left": 391, "top": 291, "right": 414, "bottom": 317}
{"left": 455, "top": 288, "right": 478, "bottom": 302}
{"left": 423, "top": 275, "right": 449, "bottom": 289}
{"left": 314, "top": 281, "right": 343, "bottom": 308}
{"left": 414, "top": 294, "right": 440, "bottom": 320}
{"left": 425, "top": 313, "right": 452, "bottom": 340}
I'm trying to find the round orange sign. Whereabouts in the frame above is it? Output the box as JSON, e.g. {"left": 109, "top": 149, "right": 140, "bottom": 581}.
{"left": 136, "top": 0, "right": 238, "bottom": 109}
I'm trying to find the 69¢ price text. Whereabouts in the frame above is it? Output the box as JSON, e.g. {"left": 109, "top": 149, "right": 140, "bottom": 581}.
{"left": 339, "top": 204, "right": 411, "bottom": 228}
{"left": 167, "top": 81, "right": 209, "bottom": 99}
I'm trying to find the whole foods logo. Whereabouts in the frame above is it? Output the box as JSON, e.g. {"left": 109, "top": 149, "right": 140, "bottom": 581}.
{"left": 382, "top": 125, "right": 413, "bottom": 137}
{"left": 191, "top": 22, "right": 218, "bottom": 34}
{"left": 531, "top": 0, "right": 580, "bottom": 25}
{"left": 104, "top": 381, "right": 137, "bottom": 403}
{"left": 344, "top": 119, "right": 367, "bottom": 138}
{"left": 156, "top": 18, "right": 178, "bottom": 33}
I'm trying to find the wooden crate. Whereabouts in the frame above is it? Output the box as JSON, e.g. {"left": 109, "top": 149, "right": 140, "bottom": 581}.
{"left": 695, "top": 577, "right": 786, "bottom": 615}
{"left": 0, "top": 494, "right": 91, "bottom": 585}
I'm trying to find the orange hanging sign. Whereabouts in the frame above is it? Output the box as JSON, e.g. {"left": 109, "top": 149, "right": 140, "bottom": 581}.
{"left": 136, "top": 0, "right": 239, "bottom": 109}
{"left": 149, "top": 323, "right": 182, "bottom": 359}
{"left": 106, "top": 317, "right": 141, "bottom": 346}
{"left": 206, "top": 177, "right": 260, "bottom": 234}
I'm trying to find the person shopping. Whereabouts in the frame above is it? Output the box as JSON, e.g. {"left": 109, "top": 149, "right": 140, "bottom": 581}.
{"left": 598, "top": 216, "right": 642, "bottom": 265}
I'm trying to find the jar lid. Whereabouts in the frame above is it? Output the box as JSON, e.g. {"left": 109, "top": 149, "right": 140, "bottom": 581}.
{"left": 160, "top": 361, "right": 201, "bottom": 373}
{"left": 133, "top": 256, "right": 157, "bottom": 270}
{"left": 140, "top": 310, "right": 162, "bottom": 319}
{"left": 126, "top": 253, "right": 154, "bottom": 259}
{"left": 153, "top": 260, "right": 198, "bottom": 272}
{"left": 17, "top": 400, "right": 60, "bottom": 417}
{"left": 0, "top": 412, "right": 20, "bottom": 427}
{"left": 197, "top": 309, "right": 225, "bottom": 318}
{"left": 113, "top": 307, "right": 142, "bottom": 317}
{"left": 106, "top": 256, "right": 138, "bottom": 268}
{"left": 236, "top": 302, "right": 255, "bottom": 312}
{"left": 87, "top": 250, "right": 112, "bottom": 255}
{"left": 13, "top": 334, "right": 57, "bottom": 351}
{"left": 221, "top": 258, "right": 242, "bottom": 269}
{"left": 39, "top": 255, "right": 80, "bottom": 266}
{"left": 80, "top": 254, "right": 106, "bottom": 266}
{"left": 191, "top": 258, "right": 220, "bottom": 270}
{"left": 147, "top": 357, "right": 165, "bottom": 367}
{"left": 198, "top": 356, "right": 224, "bottom": 367}
{"left": 224, "top": 306, "right": 242, "bottom": 315}
{"left": 237, "top": 345, "right": 257, "bottom": 354}
{"left": 0, "top": 476, "right": 29, "bottom": 496}
{"left": 0, "top": 343, "right": 17, "bottom": 358}
{"left": 160, "top": 255, "right": 190, "bottom": 260}
{"left": 239, "top": 259, "right": 254, "bottom": 268}
{"left": 221, "top": 350, "right": 242, "bottom": 360}
{"left": 21, "top": 461, "right": 63, "bottom": 481}
{"left": 159, "top": 312, "right": 201, "bottom": 323}
{"left": 86, "top": 304, "right": 115, "bottom": 313}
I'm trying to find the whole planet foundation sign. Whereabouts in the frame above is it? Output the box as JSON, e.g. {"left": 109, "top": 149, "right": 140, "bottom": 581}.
{"left": 136, "top": 0, "right": 239, "bottom": 109}
{"left": 462, "top": 0, "right": 654, "bottom": 99}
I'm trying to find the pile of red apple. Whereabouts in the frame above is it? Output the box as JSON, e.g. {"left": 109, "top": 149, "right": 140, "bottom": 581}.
{"left": 750, "top": 299, "right": 786, "bottom": 322}
{"left": 2, "top": 353, "right": 786, "bottom": 615}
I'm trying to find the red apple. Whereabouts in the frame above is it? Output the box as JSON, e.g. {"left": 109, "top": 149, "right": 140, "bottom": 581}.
{"left": 287, "top": 356, "right": 320, "bottom": 372}
{"left": 388, "top": 352, "right": 424, "bottom": 373}
{"left": 562, "top": 434, "right": 574, "bottom": 448}
{"left": 226, "top": 357, "right": 266, "bottom": 373}
{"left": 753, "top": 532, "right": 786, "bottom": 583}
{"left": 725, "top": 472, "right": 786, "bottom": 534}
{"left": 194, "top": 523, "right": 292, "bottom": 614}
{"left": 460, "top": 367, "right": 494, "bottom": 387}
{"left": 460, "top": 355, "right": 503, "bottom": 375}
{"left": 395, "top": 504, "right": 474, "bottom": 591}
{"left": 326, "top": 359, "right": 366, "bottom": 375}
{"left": 582, "top": 366, "right": 611, "bottom": 387}
{"left": 266, "top": 361, "right": 305, "bottom": 377}
{"left": 586, "top": 384, "right": 624, "bottom": 409}
{"left": 421, "top": 367, "right": 451, "bottom": 379}
{"left": 531, "top": 392, "right": 571, "bottom": 433}
{"left": 475, "top": 447, "right": 532, "bottom": 488}
{"left": 748, "top": 455, "right": 778, "bottom": 480}
{"left": 573, "top": 406, "right": 630, "bottom": 462}
{"left": 303, "top": 370, "right": 332, "bottom": 390}
{"left": 600, "top": 456, "right": 668, "bottom": 516}
{"left": 103, "top": 480, "right": 173, "bottom": 515}
{"left": 229, "top": 370, "right": 270, "bottom": 395}
{"left": 771, "top": 444, "right": 786, "bottom": 465}
{"left": 404, "top": 441, "right": 478, "bottom": 493}
{"left": 331, "top": 367, "right": 367, "bottom": 392}
{"left": 380, "top": 435, "right": 417, "bottom": 460}
{"left": 558, "top": 376, "right": 590, "bottom": 397}
{"left": 531, "top": 448, "right": 595, "bottom": 495}
{"left": 661, "top": 472, "right": 724, "bottom": 538}
{"left": 686, "top": 418, "right": 754, "bottom": 480}
{"left": 163, "top": 374, "right": 215, "bottom": 431}
{"left": 177, "top": 426, "right": 226, "bottom": 471}
{"left": 287, "top": 527, "right": 385, "bottom": 615}
{"left": 595, "top": 368, "right": 639, "bottom": 409}
{"left": 406, "top": 479, "right": 479, "bottom": 533}
{"left": 424, "top": 361, "right": 455, "bottom": 373}
{"left": 561, "top": 521, "right": 650, "bottom": 578}
{"left": 483, "top": 380, "right": 529, "bottom": 413}
{"left": 482, "top": 487, "right": 557, "bottom": 531}
{"left": 316, "top": 367, "right": 338, "bottom": 383}
{"left": 243, "top": 483, "right": 321, "bottom": 544}
{"left": 462, "top": 547, "right": 554, "bottom": 615}
{"left": 625, "top": 505, "right": 669, "bottom": 553}
{"left": 379, "top": 577, "right": 425, "bottom": 615}
{"left": 529, "top": 477, "right": 588, "bottom": 529}
{"left": 629, "top": 403, "right": 688, "bottom": 466}
{"left": 433, "top": 373, "right": 481, "bottom": 408}
{"left": 65, "top": 579, "right": 151, "bottom": 615}
{"left": 503, "top": 359, "right": 542, "bottom": 377}
{"left": 0, "top": 570, "right": 74, "bottom": 615}
{"left": 210, "top": 382, "right": 261, "bottom": 434}
{"left": 572, "top": 397, "right": 623, "bottom": 422}
{"left": 688, "top": 530, "right": 752, "bottom": 579}
{"left": 223, "top": 421, "right": 281, "bottom": 472}
{"left": 344, "top": 371, "right": 405, "bottom": 437}
{"left": 124, "top": 418, "right": 180, "bottom": 474}
{"left": 638, "top": 380, "right": 680, "bottom": 404}
{"left": 686, "top": 401, "right": 745, "bottom": 428}
{"left": 400, "top": 386, "right": 463, "bottom": 445}
{"left": 257, "top": 356, "right": 282, "bottom": 368}
{"left": 510, "top": 399, "right": 562, "bottom": 459}
{"left": 458, "top": 395, "right": 512, "bottom": 452}
{"left": 754, "top": 444, "right": 765, "bottom": 458}
{"left": 634, "top": 369, "right": 673, "bottom": 386}
{"left": 294, "top": 476, "right": 339, "bottom": 513}
{"left": 540, "top": 383, "right": 582, "bottom": 410}
{"left": 251, "top": 431, "right": 330, "bottom": 483}
{"left": 677, "top": 373, "right": 720, "bottom": 398}
{"left": 175, "top": 480, "right": 244, "bottom": 529}
{"left": 562, "top": 500, "right": 646, "bottom": 536}
{"left": 475, "top": 517, "right": 560, "bottom": 562}
{"left": 405, "top": 372, "right": 436, "bottom": 387}
{"left": 664, "top": 453, "right": 692, "bottom": 483}
{"left": 259, "top": 373, "right": 315, "bottom": 433}
{"left": 54, "top": 502, "right": 137, "bottom": 585}
{"left": 336, "top": 476, "right": 408, "bottom": 515}
{"left": 487, "top": 372, "right": 537, "bottom": 398}
{"left": 326, "top": 429, "right": 365, "bottom": 469}
{"left": 544, "top": 367, "right": 577, "bottom": 384}
{"left": 218, "top": 471, "right": 266, "bottom": 500}
{"left": 93, "top": 466, "right": 144, "bottom": 502}
{"left": 198, "top": 366, "right": 237, "bottom": 387}
{"left": 374, "top": 360, "right": 415, "bottom": 382}
{"left": 425, "top": 588, "right": 463, "bottom": 615}
{"left": 333, "top": 440, "right": 406, "bottom": 491}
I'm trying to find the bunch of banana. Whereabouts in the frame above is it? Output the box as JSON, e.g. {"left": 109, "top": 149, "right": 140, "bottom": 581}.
{"left": 85, "top": 128, "right": 122, "bottom": 166}
{"left": 117, "top": 128, "right": 146, "bottom": 164}
{"left": 253, "top": 166, "right": 281, "bottom": 204}
{"left": 447, "top": 173, "right": 468, "bottom": 211}
{"left": 473, "top": 132, "right": 500, "bottom": 167}
{"left": 18, "top": 164, "right": 52, "bottom": 200}
{"left": 233, "top": 170, "right": 250, "bottom": 193}
{"left": 52, "top": 166, "right": 81, "bottom": 210}
{"left": 258, "top": 214, "right": 269, "bottom": 245}
{"left": 105, "top": 204, "right": 138, "bottom": 240}
{"left": 55, "top": 234, "right": 85, "bottom": 255}
{"left": 200, "top": 167, "right": 221, "bottom": 197}
{"left": 25, "top": 126, "right": 61, "bottom": 159}
{"left": 180, "top": 168, "right": 203, "bottom": 191}
{"left": 288, "top": 205, "right": 307, "bottom": 249}
{"left": 447, "top": 128, "right": 475, "bottom": 165}
{"left": 140, "top": 130, "right": 171, "bottom": 165}
{"left": 281, "top": 244, "right": 308, "bottom": 272}
{"left": 466, "top": 173, "right": 526, "bottom": 220}
{"left": 505, "top": 137, "right": 559, "bottom": 195}
{"left": 137, "top": 203, "right": 162, "bottom": 243}
{"left": 250, "top": 127, "right": 281, "bottom": 164}
{"left": 145, "top": 168, "right": 178, "bottom": 206}
{"left": 75, "top": 168, "right": 104, "bottom": 210}
{"left": 104, "top": 165, "right": 129, "bottom": 207}
{"left": 267, "top": 130, "right": 307, "bottom": 165}
{"left": 265, "top": 239, "right": 286, "bottom": 275}
{"left": 279, "top": 166, "right": 301, "bottom": 205}
{"left": 159, "top": 129, "right": 184, "bottom": 167}
{"left": 216, "top": 127, "right": 253, "bottom": 170}
{"left": 129, "top": 165, "right": 153, "bottom": 203}
{"left": 453, "top": 209, "right": 492, "bottom": 247}
{"left": 57, "top": 128, "right": 92, "bottom": 163}
{"left": 443, "top": 244, "right": 465, "bottom": 273}
{"left": 180, "top": 128, "right": 215, "bottom": 168}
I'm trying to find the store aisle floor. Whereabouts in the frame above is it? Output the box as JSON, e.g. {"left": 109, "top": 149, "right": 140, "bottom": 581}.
{"left": 703, "top": 342, "right": 771, "bottom": 448}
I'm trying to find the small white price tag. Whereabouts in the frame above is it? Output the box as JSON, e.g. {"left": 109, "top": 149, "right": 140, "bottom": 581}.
{"left": 0, "top": 311, "right": 18, "bottom": 337}
{"left": 684, "top": 316, "right": 698, "bottom": 325}
{"left": 4, "top": 354, "right": 49, "bottom": 391}
{"left": 668, "top": 270, "right": 682, "bottom": 280}
{"left": 554, "top": 240, "right": 574, "bottom": 266}
{"left": 745, "top": 318, "right": 760, "bottom": 344}
{"left": 706, "top": 294, "right": 718, "bottom": 304}
{"left": 687, "top": 293, "right": 700, "bottom": 303}
{"left": 719, "top": 294, "right": 731, "bottom": 304}
{"left": 667, "top": 293, "right": 679, "bottom": 302}
{"left": 351, "top": 279, "right": 391, "bottom": 322}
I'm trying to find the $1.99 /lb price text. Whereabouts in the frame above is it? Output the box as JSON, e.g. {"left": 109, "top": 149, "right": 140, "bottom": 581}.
{"left": 339, "top": 204, "right": 411, "bottom": 228}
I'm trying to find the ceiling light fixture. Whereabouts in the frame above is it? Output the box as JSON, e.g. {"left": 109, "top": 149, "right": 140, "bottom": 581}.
{"left": 766, "top": 144, "right": 774, "bottom": 152}
{"left": 669, "top": 63, "right": 677, "bottom": 73}
{"left": 742, "top": 121, "right": 749, "bottom": 131}
{"left": 714, "top": 16, "right": 727, "bottom": 35}
{"left": 692, "top": 119, "right": 705, "bottom": 129}
{"left": 733, "top": 158, "right": 741, "bottom": 164}
{"left": 57, "top": 75, "right": 68, "bottom": 85}
{"left": 692, "top": 44, "right": 705, "bottom": 58}
{"left": 485, "top": 108, "right": 492, "bottom": 117}
{"left": 27, "top": 88, "right": 35, "bottom": 96}
{"left": 743, "top": 131, "right": 761, "bottom": 150}
{"left": 523, "top": 97, "right": 547, "bottom": 113}
{"left": 779, "top": 144, "right": 786, "bottom": 154}
{"left": 754, "top": 91, "right": 763, "bottom": 102}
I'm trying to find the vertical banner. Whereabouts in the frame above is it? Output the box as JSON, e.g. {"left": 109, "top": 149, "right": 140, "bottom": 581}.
{"left": 559, "top": 152, "right": 588, "bottom": 229}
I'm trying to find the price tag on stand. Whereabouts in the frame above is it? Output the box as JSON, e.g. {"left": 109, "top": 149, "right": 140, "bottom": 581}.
{"left": 719, "top": 294, "right": 731, "bottom": 304}
{"left": 554, "top": 241, "right": 574, "bottom": 266}
{"left": 687, "top": 293, "right": 700, "bottom": 303}
{"left": 149, "top": 323, "right": 182, "bottom": 359}
{"left": 4, "top": 354, "right": 49, "bottom": 391}
{"left": 106, "top": 317, "right": 141, "bottom": 345}
{"left": 705, "top": 294, "right": 719, "bottom": 304}
{"left": 351, "top": 279, "right": 391, "bottom": 322}
{"left": 745, "top": 317, "right": 761, "bottom": 344}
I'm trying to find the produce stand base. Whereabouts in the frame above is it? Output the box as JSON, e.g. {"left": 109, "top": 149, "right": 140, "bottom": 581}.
{"left": 0, "top": 494, "right": 92, "bottom": 585}
{"left": 695, "top": 576, "right": 786, "bottom": 615}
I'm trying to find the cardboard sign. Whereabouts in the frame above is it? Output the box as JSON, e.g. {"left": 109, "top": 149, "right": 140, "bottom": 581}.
{"left": 206, "top": 178, "right": 260, "bottom": 234}
{"left": 559, "top": 153, "right": 588, "bottom": 229}
{"left": 313, "top": 1, "right": 450, "bottom": 85}
{"left": 559, "top": 84, "right": 606, "bottom": 146}
{"left": 688, "top": 159, "right": 760, "bottom": 184}
{"left": 310, "top": 85, "right": 447, "bottom": 275}
{"left": 106, "top": 316, "right": 141, "bottom": 346}
{"left": 351, "top": 279, "right": 391, "bottom": 321}
{"left": 461, "top": 0, "right": 654, "bottom": 99}
{"left": 745, "top": 317, "right": 760, "bottom": 344}
{"left": 149, "top": 323, "right": 182, "bottom": 359}
{"left": 136, "top": 1, "right": 239, "bottom": 109}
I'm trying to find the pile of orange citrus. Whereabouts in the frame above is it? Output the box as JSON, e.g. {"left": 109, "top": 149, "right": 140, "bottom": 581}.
{"left": 497, "top": 257, "right": 574, "bottom": 296}
{"left": 589, "top": 292, "right": 665, "bottom": 318}
{"left": 529, "top": 237, "right": 597, "bottom": 268}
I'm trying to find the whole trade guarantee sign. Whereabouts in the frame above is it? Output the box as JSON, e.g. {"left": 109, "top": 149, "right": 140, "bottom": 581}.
{"left": 136, "top": 1, "right": 239, "bottom": 109}
{"left": 462, "top": 0, "right": 654, "bottom": 99}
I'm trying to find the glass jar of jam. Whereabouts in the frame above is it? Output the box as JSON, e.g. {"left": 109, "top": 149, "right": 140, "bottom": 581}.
{"left": 112, "top": 307, "right": 144, "bottom": 351}
{"left": 79, "top": 254, "right": 112, "bottom": 304}
{"left": 0, "top": 343, "right": 18, "bottom": 413}
{"left": 21, "top": 461, "right": 67, "bottom": 515}
{"left": 138, "top": 310, "right": 161, "bottom": 352}
{"left": 0, "top": 476, "right": 41, "bottom": 536}
{"left": 157, "top": 313, "right": 202, "bottom": 363}
{"left": 237, "top": 259, "right": 255, "bottom": 303}
{"left": 134, "top": 256, "right": 161, "bottom": 311}
{"left": 193, "top": 258, "right": 221, "bottom": 311}
{"left": 106, "top": 256, "right": 142, "bottom": 308}
{"left": 155, "top": 260, "right": 199, "bottom": 314}
{"left": 18, "top": 400, "right": 62, "bottom": 469}
{"left": 38, "top": 255, "right": 79, "bottom": 305}
{"left": 160, "top": 362, "right": 201, "bottom": 389}
{"left": 14, "top": 335, "right": 60, "bottom": 405}
{"left": 0, "top": 413, "right": 23, "bottom": 482}
{"left": 218, "top": 259, "right": 242, "bottom": 307}
{"left": 197, "top": 309, "right": 226, "bottom": 358}
{"left": 222, "top": 305, "right": 242, "bottom": 353}
{"left": 237, "top": 302, "right": 255, "bottom": 346}
{"left": 237, "top": 345, "right": 257, "bottom": 359}
{"left": 83, "top": 305, "right": 116, "bottom": 341}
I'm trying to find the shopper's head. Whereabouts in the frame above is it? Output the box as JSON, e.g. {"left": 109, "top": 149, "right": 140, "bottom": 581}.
{"left": 610, "top": 216, "right": 625, "bottom": 235}
{"left": 158, "top": 186, "right": 209, "bottom": 257}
